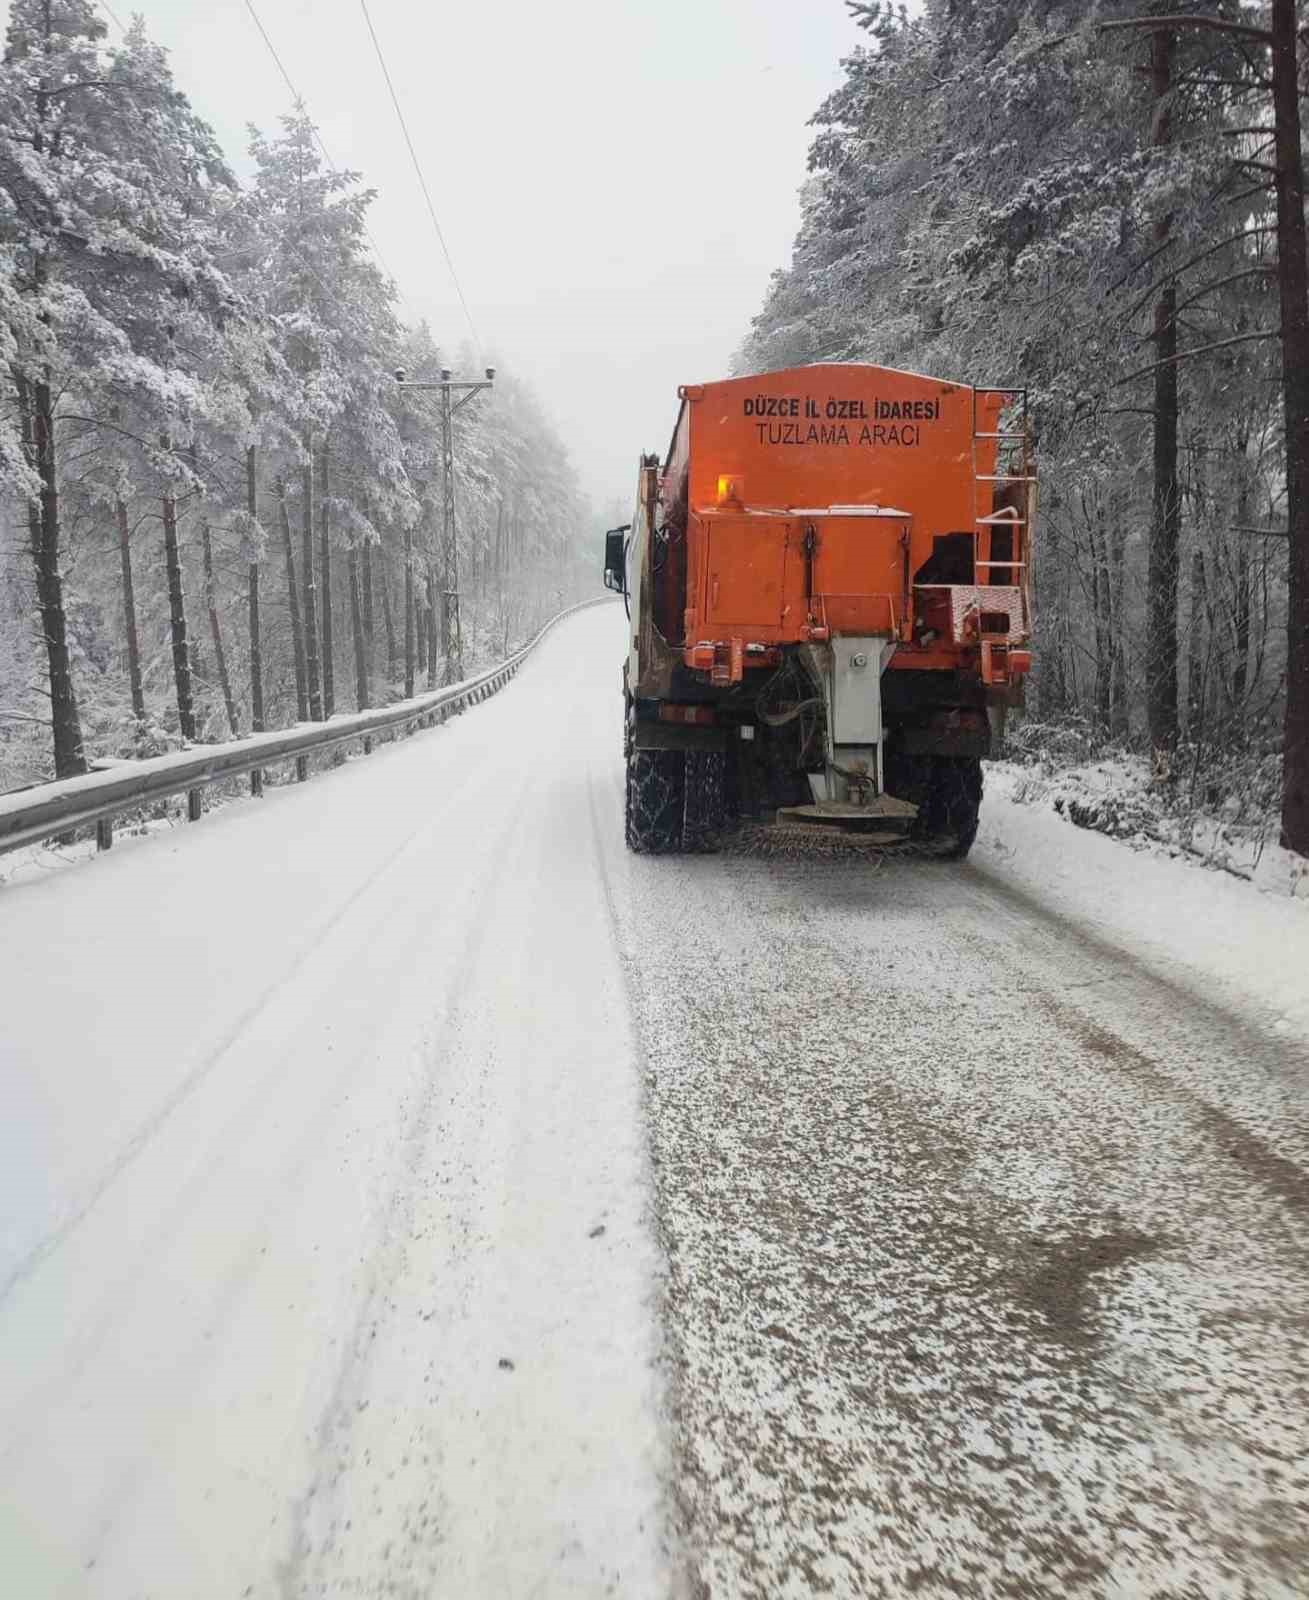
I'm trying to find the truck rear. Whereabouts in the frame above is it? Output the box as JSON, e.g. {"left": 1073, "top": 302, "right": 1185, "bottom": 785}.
{"left": 603, "top": 363, "right": 1034, "bottom": 856}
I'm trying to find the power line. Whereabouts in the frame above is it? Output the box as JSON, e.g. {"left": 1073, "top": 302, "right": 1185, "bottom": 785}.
{"left": 97, "top": 1, "right": 126, "bottom": 32}
{"left": 241, "top": 0, "right": 400, "bottom": 292}
{"left": 356, "top": 0, "right": 482, "bottom": 358}
{"left": 242, "top": 0, "right": 301, "bottom": 109}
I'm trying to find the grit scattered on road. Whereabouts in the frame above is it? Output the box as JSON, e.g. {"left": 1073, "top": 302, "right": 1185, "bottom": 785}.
{"left": 5, "top": 602, "right": 1307, "bottom": 1600}
{"left": 595, "top": 782, "right": 1309, "bottom": 1599}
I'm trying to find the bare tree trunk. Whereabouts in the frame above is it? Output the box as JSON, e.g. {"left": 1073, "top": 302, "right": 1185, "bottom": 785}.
{"left": 278, "top": 478, "right": 309, "bottom": 722}
{"left": 1221, "top": 431, "right": 1252, "bottom": 714}
{"left": 1232, "top": 540, "right": 1251, "bottom": 708}
{"left": 301, "top": 448, "right": 322, "bottom": 719}
{"left": 1147, "top": 25, "right": 1180, "bottom": 752}
{"left": 246, "top": 447, "right": 264, "bottom": 794}
{"left": 380, "top": 550, "right": 398, "bottom": 684}
{"left": 201, "top": 515, "right": 239, "bottom": 737}
{"left": 404, "top": 523, "right": 415, "bottom": 698}
{"left": 1109, "top": 517, "right": 1129, "bottom": 740}
{"left": 349, "top": 546, "right": 370, "bottom": 711}
{"left": 1251, "top": 531, "right": 1273, "bottom": 699}
{"left": 425, "top": 569, "right": 438, "bottom": 688}
{"left": 417, "top": 599, "right": 429, "bottom": 677}
{"left": 1089, "top": 511, "right": 1112, "bottom": 735}
{"left": 16, "top": 371, "right": 85, "bottom": 778}
{"left": 1186, "top": 545, "right": 1207, "bottom": 742}
{"left": 1031, "top": 516, "right": 1067, "bottom": 720}
{"left": 247, "top": 447, "right": 264, "bottom": 734}
{"left": 1271, "top": 0, "right": 1309, "bottom": 853}
{"left": 362, "top": 537, "right": 375, "bottom": 679}
{"left": 492, "top": 496, "right": 505, "bottom": 628}
{"left": 319, "top": 443, "right": 335, "bottom": 717}
{"left": 116, "top": 497, "right": 146, "bottom": 726}
{"left": 14, "top": 61, "right": 84, "bottom": 780}
{"left": 160, "top": 449, "right": 196, "bottom": 742}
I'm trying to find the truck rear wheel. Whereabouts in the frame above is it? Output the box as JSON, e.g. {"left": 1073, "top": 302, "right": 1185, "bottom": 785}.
{"left": 683, "top": 750, "right": 726, "bottom": 853}
{"left": 887, "top": 752, "right": 983, "bottom": 860}
{"left": 919, "top": 755, "right": 983, "bottom": 859}
{"left": 938, "top": 756, "right": 983, "bottom": 858}
{"left": 625, "top": 747, "right": 685, "bottom": 854}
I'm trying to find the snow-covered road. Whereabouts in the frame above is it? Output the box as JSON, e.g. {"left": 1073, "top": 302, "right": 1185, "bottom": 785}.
{"left": 3, "top": 603, "right": 1307, "bottom": 1599}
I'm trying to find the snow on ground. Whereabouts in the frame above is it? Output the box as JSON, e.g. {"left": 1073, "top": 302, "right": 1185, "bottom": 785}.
{"left": 990, "top": 752, "right": 1309, "bottom": 900}
{"left": 0, "top": 602, "right": 673, "bottom": 1599}
{"left": 982, "top": 762, "right": 1309, "bottom": 1039}
{"left": 0, "top": 611, "right": 594, "bottom": 891}
{"left": 3, "top": 601, "right": 1307, "bottom": 1599}
{"left": 588, "top": 656, "right": 1309, "bottom": 1598}
{"left": 0, "top": 797, "right": 235, "bottom": 890}
{"left": 599, "top": 784, "right": 1309, "bottom": 1597}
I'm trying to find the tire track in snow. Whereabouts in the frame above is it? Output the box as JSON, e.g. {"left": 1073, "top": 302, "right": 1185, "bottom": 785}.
{"left": 0, "top": 606, "right": 669, "bottom": 1600}
{"left": 947, "top": 868, "right": 1309, "bottom": 1208}
{"left": 275, "top": 779, "right": 530, "bottom": 1598}
{"left": 1, "top": 768, "right": 533, "bottom": 1579}
{"left": 0, "top": 738, "right": 492, "bottom": 1306}
{"left": 608, "top": 842, "right": 1309, "bottom": 1599}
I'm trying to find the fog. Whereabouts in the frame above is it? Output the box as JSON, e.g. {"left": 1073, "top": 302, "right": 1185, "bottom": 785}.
{"left": 85, "top": 0, "right": 865, "bottom": 509}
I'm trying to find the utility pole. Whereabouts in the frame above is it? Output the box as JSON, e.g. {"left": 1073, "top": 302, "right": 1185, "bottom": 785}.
{"left": 394, "top": 364, "right": 495, "bottom": 682}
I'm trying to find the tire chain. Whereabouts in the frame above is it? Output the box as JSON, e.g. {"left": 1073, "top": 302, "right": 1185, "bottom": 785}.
{"left": 930, "top": 755, "right": 983, "bottom": 859}
{"left": 683, "top": 750, "right": 726, "bottom": 853}
{"left": 625, "top": 749, "right": 684, "bottom": 854}
{"left": 627, "top": 746, "right": 980, "bottom": 862}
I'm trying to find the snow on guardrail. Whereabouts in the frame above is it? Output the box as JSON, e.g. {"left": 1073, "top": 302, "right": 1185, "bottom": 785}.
{"left": 0, "top": 596, "right": 615, "bottom": 859}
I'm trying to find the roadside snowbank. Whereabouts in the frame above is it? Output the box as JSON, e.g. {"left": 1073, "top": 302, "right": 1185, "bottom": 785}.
{"left": 990, "top": 754, "right": 1307, "bottom": 899}
{"left": 978, "top": 763, "right": 1309, "bottom": 1038}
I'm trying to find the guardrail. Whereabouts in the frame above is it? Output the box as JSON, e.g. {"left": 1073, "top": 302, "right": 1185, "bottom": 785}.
{"left": 0, "top": 596, "right": 613, "bottom": 859}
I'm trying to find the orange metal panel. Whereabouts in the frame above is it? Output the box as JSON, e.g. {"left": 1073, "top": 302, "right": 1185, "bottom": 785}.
{"left": 810, "top": 515, "right": 907, "bottom": 637}
{"left": 702, "top": 514, "right": 790, "bottom": 628}
{"left": 674, "top": 365, "right": 1005, "bottom": 649}
{"left": 684, "top": 364, "right": 999, "bottom": 524}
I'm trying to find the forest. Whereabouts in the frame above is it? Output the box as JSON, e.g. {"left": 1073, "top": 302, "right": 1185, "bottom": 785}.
{"left": 738, "top": 0, "right": 1308, "bottom": 860}
{"left": 0, "top": 0, "right": 594, "bottom": 796}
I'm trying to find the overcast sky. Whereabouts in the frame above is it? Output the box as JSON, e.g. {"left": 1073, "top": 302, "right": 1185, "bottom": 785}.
{"left": 59, "top": 0, "right": 867, "bottom": 509}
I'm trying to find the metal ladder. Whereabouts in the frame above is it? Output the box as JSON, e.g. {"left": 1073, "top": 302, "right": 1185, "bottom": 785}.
{"left": 971, "top": 387, "right": 1034, "bottom": 687}
{"left": 972, "top": 385, "right": 1033, "bottom": 586}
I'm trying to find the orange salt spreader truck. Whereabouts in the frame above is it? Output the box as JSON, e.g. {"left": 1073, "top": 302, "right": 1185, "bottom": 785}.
{"left": 602, "top": 362, "right": 1035, "bottom": 857}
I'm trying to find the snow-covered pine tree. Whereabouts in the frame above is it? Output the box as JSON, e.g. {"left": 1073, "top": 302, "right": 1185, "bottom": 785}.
{"left": 1, "top": 35, "right": 596, "bottom": 788}
{"left": 242, "top": 112, "right": 397, "bottom": 720}
{"left": 1, "top": 3, "right": 257, "bottom": 761}
{"left": 1, "top": 0, "right": 116, "bottom": 776}
{"left": 740, "top": 0, "right": 1294, "bottom": 842}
